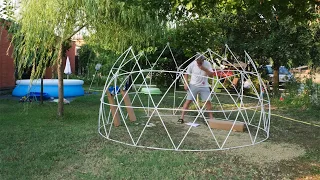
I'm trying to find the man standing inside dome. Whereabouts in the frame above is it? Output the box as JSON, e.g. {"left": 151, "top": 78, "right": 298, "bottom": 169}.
{"left": 178, "top": 53, "right": 215, "bottom": 123}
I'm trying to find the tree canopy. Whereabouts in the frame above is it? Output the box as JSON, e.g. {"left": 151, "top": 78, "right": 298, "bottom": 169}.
{"left": 4, "top": 0, "right": 167, "bottom": 116}
{"left": 2, "top": 0, "right": 319, "bottom": 114}
{"left": 166, "top": 0, "right": 319, "bottom": 93}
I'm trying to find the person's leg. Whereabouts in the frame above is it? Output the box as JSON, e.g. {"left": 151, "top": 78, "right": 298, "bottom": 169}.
{"left": 200, "top": 87, "right": 214, "bottom": 120}
{"left": 180, "top": 85, "right": 197, "bottom": 122}
{"left": 205, "top": 101, "right": 214, "bottom": 120}
{"left": 180, "top": 100, "right": 193, "bottom": 120}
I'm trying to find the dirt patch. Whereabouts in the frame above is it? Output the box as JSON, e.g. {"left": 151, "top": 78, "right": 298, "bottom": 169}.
{"left": 132, "top": 113, "right": 266, "bottom": 150}
{"left": 138, "top": 114, "right": 305, "bottom": 164}
{"left": 111, "top": 108, "right": 305, "bottom": 164}
{"left": 173, "top": 116, "right": 306, "bottom": 164}
{"left": 226, "top": 142, "right": 305, "bottom": 165}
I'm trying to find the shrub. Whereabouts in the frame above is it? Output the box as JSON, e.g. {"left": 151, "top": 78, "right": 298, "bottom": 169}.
{"left": 277, "top": 77, "right": 320, "bottom": 109}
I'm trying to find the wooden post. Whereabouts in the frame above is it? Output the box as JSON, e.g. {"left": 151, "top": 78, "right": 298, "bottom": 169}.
{"left": 107, "top": 91, "right": 120, "bottom": 127}
{"left": 121, "top": 90, "right": 136, "bottom": 122}
{"left": 207, "top": 119, "right": 245, "bottom": 132}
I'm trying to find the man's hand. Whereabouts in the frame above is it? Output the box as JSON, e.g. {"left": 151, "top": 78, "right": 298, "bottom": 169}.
{"left": 197, "top": 64, "right": 207, "bottom": 71}
{"left": 198, "top": 63, "right": 214, "bottom": 77}
{"left": 184, "top": 84, "right": 188, "bottom": 91}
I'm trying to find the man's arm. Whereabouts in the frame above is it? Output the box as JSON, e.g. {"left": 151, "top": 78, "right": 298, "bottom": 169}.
{"left": 203, "top": 68, "right": 214, "bottom": 77}
{"left": 184, "top": 62, "right": 193, "bottom": 90}
{"left": 198, "top": 64, "right": 214, "bottom": 77}
{"left": 183, "top": 74, "right": 189, "bottom": 90}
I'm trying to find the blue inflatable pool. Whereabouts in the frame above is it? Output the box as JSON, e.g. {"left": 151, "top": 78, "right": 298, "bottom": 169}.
{"left": 12, "top": 79, "right": 85, "bottom": 98}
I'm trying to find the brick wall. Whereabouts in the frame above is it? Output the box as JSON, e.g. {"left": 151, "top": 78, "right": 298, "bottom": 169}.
{"left": 65, "top": 41, "right": 76, "bottom": 75}
{"left": 0, "top": 27, "right": 77, "bottom": 89}
{"left": 0, "top": 28, "right": 15, "bottom": 89}
{"left": 44, "top": 41, "right": 76, "bottom": 79}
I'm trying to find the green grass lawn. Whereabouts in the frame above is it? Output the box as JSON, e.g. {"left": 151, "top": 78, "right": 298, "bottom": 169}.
{"left": 0, "top": 93, "right": 319, "bottom": 179}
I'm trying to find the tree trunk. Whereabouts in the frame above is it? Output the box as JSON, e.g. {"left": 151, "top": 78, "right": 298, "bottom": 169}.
{"left": 57, "top": 43, "right": 64, "bottom": 116}
{"left": 40, "top": 77, "right": 43, "bottom": 104}
{"left": 273, "top": 64, "right": 280, "bottom": 96}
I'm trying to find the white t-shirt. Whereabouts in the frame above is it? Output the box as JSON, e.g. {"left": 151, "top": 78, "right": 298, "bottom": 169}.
{"left": 186, "top": 60, "right": 213, "bottom": 87}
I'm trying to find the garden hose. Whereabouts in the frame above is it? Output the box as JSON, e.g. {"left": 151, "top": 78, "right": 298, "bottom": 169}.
{"left": 268, "top": 112, "right": 320, "bottom": 128}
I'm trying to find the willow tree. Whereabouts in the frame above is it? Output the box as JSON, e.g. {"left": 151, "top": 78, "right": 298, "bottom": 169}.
{"left": 10, "top": 0, "right": 165, "bottom": 116}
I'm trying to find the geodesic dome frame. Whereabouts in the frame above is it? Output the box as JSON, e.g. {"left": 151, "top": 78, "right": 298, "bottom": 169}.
{"left": 98, "top": 43, "right": 271, "bottom": 151}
